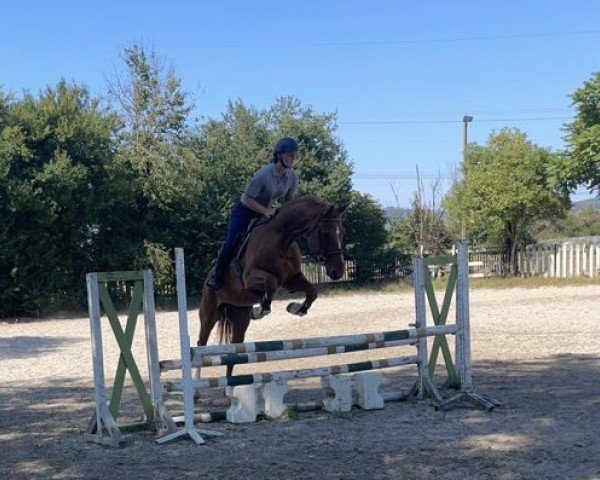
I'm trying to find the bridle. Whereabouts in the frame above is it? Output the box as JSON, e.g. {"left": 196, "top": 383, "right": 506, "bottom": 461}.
{"left": 307, "top": 217, "right": 343, "bottom": 263}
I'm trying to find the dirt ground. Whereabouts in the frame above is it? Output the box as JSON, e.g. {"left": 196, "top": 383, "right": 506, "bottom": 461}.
{"left": 1, "top": 284, "right": 600, "bottom": 480}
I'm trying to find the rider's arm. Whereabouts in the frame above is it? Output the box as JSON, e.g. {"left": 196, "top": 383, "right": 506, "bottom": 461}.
{"left": 283, "top": 173, "right": 299, "bottom": 204}
{"left": 242, "top": 194, "right": 275, "bottom": 217}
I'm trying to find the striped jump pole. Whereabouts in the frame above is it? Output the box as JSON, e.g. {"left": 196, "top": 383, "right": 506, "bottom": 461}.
{"left": 165, "top": 354, "right": 419, "bottom": 391}
{"left": 159, "top": 325, "right": 457, "bottom": 371}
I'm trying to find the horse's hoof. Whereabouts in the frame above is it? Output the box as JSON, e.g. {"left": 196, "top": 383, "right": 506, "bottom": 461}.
{"left": 251, "top": 306, "right": 271, "bottom": 320}
{"left": 286, "top": 302, "right": 307, "bottom": 316}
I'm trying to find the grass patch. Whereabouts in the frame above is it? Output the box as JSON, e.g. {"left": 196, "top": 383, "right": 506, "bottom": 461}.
{"left": 469, "top": 274, "right": 600, "bottom": 289}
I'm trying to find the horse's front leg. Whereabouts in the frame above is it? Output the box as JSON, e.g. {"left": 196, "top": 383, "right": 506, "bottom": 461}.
{"left": 283, "top": 272, "right": 318, "bottom": 317}
{"left": 251, "top": 294, "right": 273, "bottom": 320}
{"left": 244, "top": 269, "right": 279, "bottom": 320}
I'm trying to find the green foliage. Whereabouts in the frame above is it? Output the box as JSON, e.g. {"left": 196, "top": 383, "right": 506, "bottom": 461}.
{"left": 104, "top": 43, "right": 199, "bottom": 287}
{"left": 187, "top": 97, "right": 358, "bottom": 288}
{"left": 0, "top": 81, "right": 120, "bottom": 315}
{"left": 559, "top": 71, "right": 600, "bottom": 193}
{"left": 0, "top": 44, "right": 392, "bottom": 315}
{"left": 534, "top": 205, "right": 600, "bottom": 240}
{"left": 141, "top": 242, "right": 174, "bottom": 286}
{"left": 388, "top": 179, "right": 450, "bottom": 254}
{"left": 344, "top": 191, "right": 395, "bottom": 281}
{"left": 443, "top": 128, "right": 570, "bottom": 273}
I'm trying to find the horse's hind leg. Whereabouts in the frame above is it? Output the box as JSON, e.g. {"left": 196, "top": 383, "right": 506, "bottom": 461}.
{"left": 198, "top": 287, "right": 219, "bottom": 347}
{"left": 225, "top": 307, "right": 251, "bottom": 377}
{"left": 283, "top": 272, "right": 318, "bottom": 316}
{"left": 196, "top": 287, "right": 219, "bottom": 402}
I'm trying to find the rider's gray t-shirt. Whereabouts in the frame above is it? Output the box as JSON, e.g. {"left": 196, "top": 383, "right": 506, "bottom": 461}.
{"left": 244, "top": 163, "right": 299, "bottom": 208}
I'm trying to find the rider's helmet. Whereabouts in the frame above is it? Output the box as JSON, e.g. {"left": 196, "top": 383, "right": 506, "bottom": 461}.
{"left": 274, "top": 137, "right": 299, "bottom": 155}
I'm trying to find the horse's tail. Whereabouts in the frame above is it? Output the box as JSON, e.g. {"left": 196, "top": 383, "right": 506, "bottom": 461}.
{"left": 216, "top": 304, "right": 233, "bottom": 344}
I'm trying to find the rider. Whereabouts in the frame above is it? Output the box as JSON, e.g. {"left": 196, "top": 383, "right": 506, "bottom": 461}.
{"left": 206, "top": 137, "right": 300, "bottom": 290}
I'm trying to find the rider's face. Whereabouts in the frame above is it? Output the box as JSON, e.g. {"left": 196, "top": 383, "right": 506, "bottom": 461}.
{"left": 280, "top": 151, "right": 297, "bottom": 169}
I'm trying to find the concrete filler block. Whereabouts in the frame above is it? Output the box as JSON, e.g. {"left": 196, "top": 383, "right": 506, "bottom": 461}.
{"left": 352, "top": 372, "right": 384, "bottom": 410}
{"left": 261, "top": 381, "right": 289, "bottom": 419}
{"left": 225, "top": 384, "right": 262, "bottom": 423}
{"left": 226, "top": 382, "right": 290, "bottom": 423}
{"left": 321, "top": 375, "right": 352, "bottom": 412}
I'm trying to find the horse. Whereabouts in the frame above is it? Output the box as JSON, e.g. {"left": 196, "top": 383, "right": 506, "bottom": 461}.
{"left": 197, "top": 196, "right": 348, "bottom": 377}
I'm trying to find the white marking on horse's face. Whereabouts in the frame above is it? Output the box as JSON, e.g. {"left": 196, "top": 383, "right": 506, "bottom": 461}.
{"left": 335, "top": 225, "right": 342, "bottom": 250}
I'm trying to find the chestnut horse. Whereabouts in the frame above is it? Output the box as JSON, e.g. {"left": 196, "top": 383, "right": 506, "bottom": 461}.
{"left": 198, "top": 196, "right": 348, "bottom": 375}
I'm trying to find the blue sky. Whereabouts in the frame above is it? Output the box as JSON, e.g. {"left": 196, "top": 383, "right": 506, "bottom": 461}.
{"left": 2, "top": 1, "right": 600, "bottom": 207}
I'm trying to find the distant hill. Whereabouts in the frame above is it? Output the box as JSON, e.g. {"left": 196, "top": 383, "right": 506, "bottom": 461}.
{"left": 572, "top": 197, "right": 600, "bottom": 212}
{"left": 384, "top": 206, "right": 411, "bottom": 222}
{"left": 384, "top": 198, "right": 600, "bottom": 221}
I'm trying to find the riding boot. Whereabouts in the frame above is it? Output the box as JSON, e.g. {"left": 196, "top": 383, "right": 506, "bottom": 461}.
{"left": 206, "top": 241, "right": 237, "bottom": 290}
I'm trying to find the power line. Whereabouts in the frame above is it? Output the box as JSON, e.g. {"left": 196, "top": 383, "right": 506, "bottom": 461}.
{"left": 353, "top": 172, "right": 454, "bottom": 179}
{"left": 203, "top": 30, "right": 600, "bottom": 49}
{"left": 340, "top": 116, "right": 572, "bottom": 125}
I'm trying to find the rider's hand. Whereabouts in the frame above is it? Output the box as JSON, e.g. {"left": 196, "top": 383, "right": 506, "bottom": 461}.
{"left": 264, "top": 207, "right": 276, "bottom": 218}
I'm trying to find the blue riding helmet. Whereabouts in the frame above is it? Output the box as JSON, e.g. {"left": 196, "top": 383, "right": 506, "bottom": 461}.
{"left": 274, "top": 137, "right": 299, "bottom": 154}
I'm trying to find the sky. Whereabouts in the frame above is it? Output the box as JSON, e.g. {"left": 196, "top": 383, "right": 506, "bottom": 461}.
{"left": 2, "top": 1, "right": 600, "bottom": 207}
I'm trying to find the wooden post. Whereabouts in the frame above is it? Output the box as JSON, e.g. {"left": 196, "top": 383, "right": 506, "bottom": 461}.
{"left": 143, "top": 270, "right": 176, "bottom": 434}
{"left": 85, "top": 273, "right": 125, "bottom": 447}
{"left": 156, "top": 249, "right": 206, "bottom": 445}
{"left": 412, "top": 256, "right": 428, "bottom": 399}
{"left": 456, "top": 242, "right": 472, "bottom": 392}
{"left": 156, "top": 248, "right": 222, "bottom": 445}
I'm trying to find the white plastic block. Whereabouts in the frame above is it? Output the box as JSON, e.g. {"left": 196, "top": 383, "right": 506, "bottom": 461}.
{"left": 352, "top": 372, "right": 384, "bottom": 410}
{"left": 261, "top": 381, "right": 289, "bottom": 419}
{"left": 225, "top": 384, "right": 261, "bottom": 423}
{"left": 321, "top": 375, "right": 352, "bottom": 412}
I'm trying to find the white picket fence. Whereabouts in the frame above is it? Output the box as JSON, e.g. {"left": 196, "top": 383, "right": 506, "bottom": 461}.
{"left": 517, "top": 239, "right": 600, "bottom": 278}
{"left": 299, "top": 238, "right": 600, "bottom": 283}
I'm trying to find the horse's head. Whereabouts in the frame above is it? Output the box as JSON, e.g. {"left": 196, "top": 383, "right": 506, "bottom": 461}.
{"left": 306, "top": 202, "right": 349, "bottom": 280}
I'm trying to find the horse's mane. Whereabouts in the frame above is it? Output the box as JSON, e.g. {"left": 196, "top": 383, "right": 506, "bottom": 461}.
{"left": 268, "top": 196, "right": 333, "bottom": 242}
{"left": 277, "top": 196, "right": 330, "bottom": 217}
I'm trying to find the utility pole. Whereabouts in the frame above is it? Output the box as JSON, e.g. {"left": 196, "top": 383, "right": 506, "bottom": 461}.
{"left": 463, "top": 115, "right": 473, "bottom": 163}
{"left": 461, "top": 115, "right": 473, "bottom": 240}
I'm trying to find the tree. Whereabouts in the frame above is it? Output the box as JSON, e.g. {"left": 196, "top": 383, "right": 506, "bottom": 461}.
{"left": 559, "top": 71, "right": 600, "bottom": 193}
{"left": 443, "top": 128, "right": 570, "bottom": 274}
{"left": 0, "top": 81, "right": 120, "bottom": 315}
{"left": 343, "top": 192, "right": 395, "bottom": 281}
{"left": 105, "top": 43, "right": 196, "bottom": 283}
{"left": 534, "top": 205, "right": 600, "bottom": 240}
{"left": 389, "top": 169, "right": 450, "bottom": 255}
{"left": 187, "top": 97, "right": 360, "bottom": 288}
